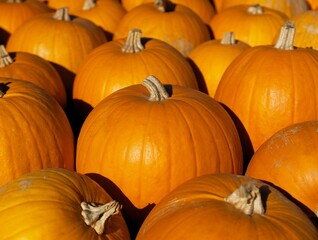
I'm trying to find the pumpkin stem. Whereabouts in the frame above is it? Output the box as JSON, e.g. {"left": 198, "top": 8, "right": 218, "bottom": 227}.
{"left": 224, "top": 184, "right": 265, "bottom": 216}
{"left": 220, "top": 32, "right": 236, "bottom": 45}
{"left": 0, "top": 45, "right": 13, "bottom": 68}
{"left": 121, "top": 29, "right": 144, "bottom": 53}
{"left": 7, "top": 0, "right": 23, "bottom": 3}
{"left": 155, "top": 0, "right": 176, "bottom": 12}
{"left": 82, "top": 0, "right": 96, "bottom": 10}
{"left": 247, "top": 4, "right": 264, "bottom": 15}
{"left": 142, "top": 75, "right": 169, "bottom": 102}
{"left": 81, "top": 200, "right": 122, "bottom": 235}
{"left": 53, "top": 7, "right": 71, "bottom": 21}
{"left": 274, "top": 22, "right": 295, "bottom": 50}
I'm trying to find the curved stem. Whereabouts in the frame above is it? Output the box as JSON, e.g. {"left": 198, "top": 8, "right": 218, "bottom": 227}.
{"left": 247, "top": 4, "right": 264, "bottom": 15}
{"left": 155, "top": 0, "right": 176, "bottom": 12}
{"left": 82, "top": 0, "right": 96, "bottom": 11}
{"left": 220, "top": 32, "right": 236, "bottom": 45}
{"left": 7, "top": 0, "right": 23, "bottom": 3}
{"left": 274, "top": 22, "right": 295, "bottom": 50}
{"left": 0, "top": 45, "right": 13, "bottom": 68}
{"left": 224, "top": 184, "right": 265, "bottom": 216}
{"left": 81, "top": 200, "right": 122, "bottom": 235}
{"left": 53, "top": 7, "right": 71, "bottom": 21}
{"left": 142, "top": 75, "right": 169, "bottom": 102}
{"left": 121, "top": 29, "right": 144, "bottom": 53}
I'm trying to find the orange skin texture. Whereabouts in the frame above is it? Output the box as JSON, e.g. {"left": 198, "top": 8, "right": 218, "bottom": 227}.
{"left": 188, "top": 37, "right": 250, "bottom": 97}
{"left": 0, "top": 79, "right": 74, "bottom": 185}
{"left": 0, "top": 168, "right": 130, "bottom": 239}
{"left": 73, "top": 37, "right": 199, "bottom": 110}
{"left": 214, "top": 45, "right": 318, "bottom": 152}
{"left": 76, "top": 83, "right": 243, "bottom": 209}
{"left": 0, "top": 50, "right": 67, "bottom": 108}
{"left": 113, "top": 3, "right": 211, "bottom": 56}
{"left": 209, "top": 4, "right": 289, "bottom": 47}
{"left": 291, "top": 10, "right": 318, "bottom": 50}
{"left": 307, "top": 0, "right": 318, "bottom": 9}
{"left": 137, "top": 173, "right": 318, "bottom": 239}
{"left": 246, "top": 121, "right": 318, "bottom": 216}
{"left": 48, "top": 0, "right": 85, "bottom": 12}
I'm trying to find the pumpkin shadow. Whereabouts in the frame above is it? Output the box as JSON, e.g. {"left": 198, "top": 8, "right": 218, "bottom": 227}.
{"left": 71, "top": 99, "right": 93, "bottom": 139}
{"left": 0, "top": 27, "right": 10, "bottom": 46}
{"left": 187, "top": 57, "right": 208, "bottom": 94}
{"left": 87, "top": 173, "right": 155, "bottom": 239}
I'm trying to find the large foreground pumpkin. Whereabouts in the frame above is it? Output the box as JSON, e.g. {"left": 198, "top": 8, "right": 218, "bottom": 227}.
{"left": 76, "top": 75, "right": 243, "bottom": 209}
{"left": 0, "top": 168, "right": 130, "bottom": 239}
{"left": 0, "top": 78, "right": 74, "bottom": 185}
{"left": 137, "top": 173, "right": 318, "bottom": 239}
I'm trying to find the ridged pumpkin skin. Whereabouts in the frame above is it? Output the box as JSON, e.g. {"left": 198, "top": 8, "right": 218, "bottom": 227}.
{"left": 214, "top": 23, "right": 318, "bottom": 152}
{"left": 0, "top": 78, "right": 74, "bottom": 185}
{"left": 209, "top": 4, "right": 288, "bottom": 47}
{"left": 76, "top": 76, "right": 243, "bottom": 209}
{"left": 0, "top": 168, "right": 130, "bottom": 239}
{"left": 246, "top": 121, "right": 318, "bottom": 217}
{"left": 48, "top": 0, "right": 85, "bottom": 12}
{"left": 113, "top": 1, "right": 211, "bottom": 56}
{"left": 137, "top": 173, "right": 318, "bottom": 239}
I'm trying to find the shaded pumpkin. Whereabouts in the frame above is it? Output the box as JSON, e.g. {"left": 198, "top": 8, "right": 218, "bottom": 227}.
{"left": 246, "top": 121, "right": 318, "bottom": 218}
{"left": 0, "top": 78, "right": 74, "bottom": 186}
{"left": 0, "top": 45, "right": 67, "bottom": 108}
{"left": 209, "top": 4, "right": 289, "bottom": 46}
{"left": 307, "top": 0, "right": 318, "bottom": 9}
{"left": 137, "top": 173, "right": 318, "bottom": 239}
{"left": 214, "top": 22, "right": 318, "bottom": 153}
{"left": 113, "top": 0, "right": 211, "bottom": 56}
{"left": 188, "top": 32, "right": 250, "bottom": 96}
{"left": 0, "top": 168, "right": 130, "bottom": 239}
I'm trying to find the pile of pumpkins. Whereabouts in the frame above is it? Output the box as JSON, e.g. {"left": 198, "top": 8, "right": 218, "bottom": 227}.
{"left": 0, "top": 0, "right": 318, "bottom": 239}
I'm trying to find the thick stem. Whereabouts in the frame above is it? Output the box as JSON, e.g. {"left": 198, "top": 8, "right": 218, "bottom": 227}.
{"left": 224, "top": 184, "right": 265, "bottom": 216}
{"left": 53, "top": 7, "right": 71, "bottom": 21}
{"left": 220, "top": 32, "right": 236, "bottom": 45}
{"left": 81, "top": 200, "right": 122, "bottom": 235}
{"left": 0, "top": 45, "right": 13, "bottom": 68}
{"left": 274, "top": 22, "right": 295, "bottom": 50}
{"left": 82, "top": 0, "right": 96, "bottom": 11}
{"left": 247, "top": 4, "right": 264, "bottom": 15}
{"left": 142, "top": 75, "right": 169, "bottom": 102}
{"left": 121, "top": 29, "right": 144, "bottom": 53}
{"left": 155, "top": 0, "right": 176, "bottom": 12}
{"left": 7, "top": 0, "right": 23, "bottom": 3}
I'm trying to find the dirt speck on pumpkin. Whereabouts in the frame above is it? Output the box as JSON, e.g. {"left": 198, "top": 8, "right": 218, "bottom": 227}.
{"left": 304, "top": 24, "right": 318, "bottom": 34}
{"left": 19, "top": 180, "right": 32, "bottom": 191}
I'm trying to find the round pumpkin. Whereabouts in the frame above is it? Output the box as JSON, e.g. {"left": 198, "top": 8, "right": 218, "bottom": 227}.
{"left": 246, "top": 121, "right": 318, "bottom": 217}
{"left": 0, "top": 78, "right": 74, "bottom": 186}
{"left": 209, "top": 4, "right": 288, "bottom": 46}
{"left": 0, "top": 168, "right": 130, "bottom": 239}
{"left": 0, "top": 44, "right": 67, "bottom": 108}
{"left": 214, "top": 22, "right": 318, "bottom": 152}
{"left": 113, "top": 0, "right": 211, "bottom": 56}
{"left": 188, "top": 32, "right": 250, "bottom": 96}
{"left": 137, "top": 173, "right": 318, "bottom": 239}
{"left": 73, "top": 28, "right": 199, "bottom": 117}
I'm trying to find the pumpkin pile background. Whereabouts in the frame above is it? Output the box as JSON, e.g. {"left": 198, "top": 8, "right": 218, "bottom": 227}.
{"left": 0, "top": 0, "right": 318, "bottom": 239}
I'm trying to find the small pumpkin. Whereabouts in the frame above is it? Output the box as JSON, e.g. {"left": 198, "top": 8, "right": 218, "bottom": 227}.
{"left": 137, "top": 173, "right": 318, "bottom": 239}
{"left": 0, "top": 168, "right": 130, "bottom": 239}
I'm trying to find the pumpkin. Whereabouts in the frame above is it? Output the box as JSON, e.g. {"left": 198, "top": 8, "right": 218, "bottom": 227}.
{"left": 73, "top": 28, "right": 199, "bottom": 117}
{"left": 307, "top": 0, "right": 318, "bottom": 9}
{"left": 47, "top": 0, "right": 85, "bottom": 12}
{"left": 0, "top": 168, "right": 130, "bottom": 239}
{"left": 113, "top": 0, "right": 211, "bottom": 56}
{"left": 0, "top": 45, "right": 67, "bottom": 108}
{"left": 0, "top": 0, "right": 52, "bottom": 44}
{"left": 188, "top": 32, "right": 250, "bottom": 96}
{"left": 72, "top": 0, "right": 126, "bottom": 40}
{"left": 214, "top": 22, "right": 318, "bottom": 153}
{"left": 291, "top": 10, "right": 318, "bottom": 50}
{"left": 209, "top": 4, "right": 289, "bottom": 47}
{"left": 6, "top": 7, "right": 107, "bottom": 102}
{"left": 137, "top": 173, "right": 318, "bottom": 239}
{"left": 76, "top": 75, "right": 243, "bottom": 210}
{"left": 246, "top": 121, "right": 318, "bottom": 218}
{"left": 0, "top": 78, "right": 74, "bottom": 186}
{"left": 217, "top": 0, "right": 309, "bottom": 17}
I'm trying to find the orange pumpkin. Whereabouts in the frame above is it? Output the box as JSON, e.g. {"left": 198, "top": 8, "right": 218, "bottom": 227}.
{"left": 188, "top": 32, "right": 250, "bottom": 96}
{"left": 0, "top": 78, "right": 74, "bottom": 186}
{"left": 246, "top": 121, "right": 318, "bottom": 217}
{"left": 113, "top": 0, "right": 211, "bottom": 56}
{"left": 0, "top": 168, "right": 130, "bottom": 239}
{"left": 209, "top": 4, "right": 288, "bottom": 46}
{"left": 214, "top": 22, "right": 318, "bottom": 152}
{"left": 137, "top": 173, "right": 318, "bottom": 239}
{"left": 307, "top": 0, "right": 318, "bottom": 9}
{"left": 0, "top": 45, "right": 67, "bottom": 108}
{"left": 47, "top": 0, "right": 85, "bottom": 12}
{"left": 73, "top": 29, "right": 199, "bottom": 117}
{"left": 76, "top": 75, "right": 243, "bottom": 210}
